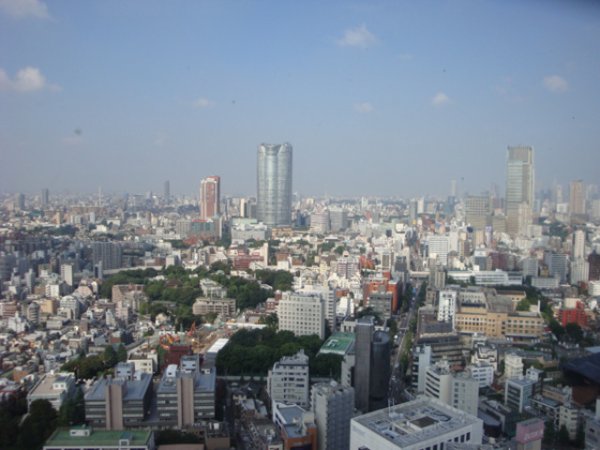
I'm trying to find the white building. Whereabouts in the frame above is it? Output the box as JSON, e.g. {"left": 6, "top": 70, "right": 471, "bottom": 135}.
{"left": 350, "top": 397, "right": 483, "bottom": 450}
{"left": 424, "top": 361, "right": 452, "bottom": 405}
{"left": 277, "top": 293, "right": 325, "bottom": 339}
{"left": 414, "top": 346, "right": 432, "bottom": 394}
{"left": 311, "top": 381, "right": 354, "bottom": 450}
{"left": 466, "top": 362, "right": 494, "bottom": 388}
{"left": 27, "top": 372, "right": 76, "bottom": 411}
{"left": 427, "top": 235, "right": 450, "bottom": 266}
{"left": 437, "top": 289, "right": 458, "bottom": 324}
{"left": 451, "top": 373, "right": 479, "bottom": 416}
{"left": 267, "top": 350, "right": 310, "bottom": 409}
{"left": 504, "top": 353, "right": 524, "bottom": 379}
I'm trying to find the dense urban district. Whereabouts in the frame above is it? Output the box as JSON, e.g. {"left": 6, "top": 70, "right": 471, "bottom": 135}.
{"left": 2, "top": 145, "right": 600, "bottom": 450}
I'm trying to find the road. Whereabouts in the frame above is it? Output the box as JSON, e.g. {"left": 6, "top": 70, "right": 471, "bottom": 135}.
{"left": 389, "top": 282, "right": 421, "bottom": 404}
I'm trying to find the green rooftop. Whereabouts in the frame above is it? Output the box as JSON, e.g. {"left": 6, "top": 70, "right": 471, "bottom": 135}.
{"left": 318, "top": 332, "right": 355, "bottom": 356}
{"left": 44, "top": 427, "right": 153, "bottom": 448}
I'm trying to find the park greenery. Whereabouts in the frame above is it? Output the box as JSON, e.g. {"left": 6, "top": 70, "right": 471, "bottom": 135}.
{"left": 61, "top": 344, "right": 127, "bottom": 379}
{"left": 216, "top": 328, "right": 343, "bottom": 380}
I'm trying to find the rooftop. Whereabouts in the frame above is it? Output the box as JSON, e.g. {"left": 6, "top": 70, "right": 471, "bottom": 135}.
{"left": 44, "top": 427, "right": 152, "bottom": 447}
{"left": 352, "top": 397, "right": 481, "bottom": 447}
{"left": 318, "top": 332, "right": 355, "bottom": 356}
{"left": 84, "top": 373, "right": 152, "bottom": 402}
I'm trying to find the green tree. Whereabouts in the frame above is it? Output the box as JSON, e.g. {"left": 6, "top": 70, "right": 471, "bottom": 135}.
{"left": 18, "top": 399, "right": 57, "bottom": 450}
{"left": 565, "top": 323, "right": 584, "bottom": 343}
{"left": 516, "top": 298, "right": 532, "bottom": 311}
{"left": 549, "top": 319, "right": 565, "bottom": 340}
{"left": 104, "top": 345, "right": 118, "bottom": 368}
{"left": 117, "top": 344, "right": 127, "bottom": 362}
{"left": 58, "top": 387, "right": 85, "bottom": 426}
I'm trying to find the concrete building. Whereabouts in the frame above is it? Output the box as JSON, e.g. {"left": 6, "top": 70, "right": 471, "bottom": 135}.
{"left": 506, "top": 146, "right": 534, "bottom": 237}
{"left": 43, "top": 427, "right": 156, "bottom": 450}
{"left": 451, "top": 373, "right": 479, "bottom": 416}
{"left": 267, "top": 350, "right": 310, "bottom": 409}
{"left": 437, "top": 288, "right": 458, "bottom": 324}
{"left": 200, "top": 175, "right": 221, "bottom": 220}
{"left": 27, "top": 372, "right": 76, "bottom": 411}
{"left": 504, "top": 353, "right": 524, "bottom": 379}
{"left": 350, "top": 397, "right": 483, "bottom": 450}
{"left": 584, "top": 399, "right": 600, "bottom": 450}
{"left": 311, "top": 381, "right": 354, "bottom": 450}
{"left": 427, "top": 235, "right": 450, "bottom": 266}
{"left": 466, "top": 362, "right": 494, "bottom": 388}
{"left": 155, "top": 363, "right": 216, "bottom": 427}
{"left": 192, "top": 297, "right": 236, "bottom": 317}
{"left": 353, "top": 316, "right": 391, "bottom": 413}
{"left": 257, "top": 143, "right": 293, "bottom": 227}
{"left": 277, "top": 293, "right": 325, "bottom": 339}
{"left": 570, "top": 179, "right": 585, "bottom": 215}
{"left": 84, "top": 373, "right": 153, "bottom": 430}
{"left": 465, "top": 195, "right": 490, "bottom": 231}
{"left": 413, "top": 345, "right": 432, "bottom": 394}
{"left": 272, "top": 403, "right": 318, "bottom": 450}
{"left": 424, "top": 361, "right": 453, "bottom": 405}
{"left": 505, "top": 377, "right": 535, "bottom": 413}
{"left": 92, "top": 242, "right": 122, "bottom": 271}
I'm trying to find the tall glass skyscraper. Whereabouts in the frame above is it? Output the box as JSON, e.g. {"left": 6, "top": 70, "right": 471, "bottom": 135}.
{"left": 506, "top": 145, "right": 534, "bottom": 236}
{"left": 257, "top": 143, "right": 293, "bottom": 227}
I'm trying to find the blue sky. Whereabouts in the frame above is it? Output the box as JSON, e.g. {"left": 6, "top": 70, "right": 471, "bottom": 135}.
{"left": 1, "top": 0, "right": 599, "bottom": 198}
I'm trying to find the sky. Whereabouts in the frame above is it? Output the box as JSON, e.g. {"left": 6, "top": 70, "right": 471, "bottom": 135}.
{"left": 1, "top": 0, "right": 599, "bottom": 199}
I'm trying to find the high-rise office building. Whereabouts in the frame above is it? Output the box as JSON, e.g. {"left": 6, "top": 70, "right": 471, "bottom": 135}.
{"left": 311, "top": 381, "right": 354, "bottom": 450}
{"left": 257, "top": 143, "right": 293, "bottom": 227}
{"left": 354, "top": 316, "right": 391, "bottom": 413}
{"left": 91, "top": 242, "right": 122, "bottom": 271}
{"left": 41, "top": 188, "right": 49, "bottom": 208}
{"left": 200, "top": 176, "right": 221, "bottom": 220}
{"left": 569, "top": 179, "right": 585, "bottom": 215}
{"left": 465, "top": 195, "right": 490, "bottom": 231}
{"left": 163, "top": 180, "right": 170, "bottom": 201}
{"left": 506, "top": 146, "right": 534, "bottom": 237}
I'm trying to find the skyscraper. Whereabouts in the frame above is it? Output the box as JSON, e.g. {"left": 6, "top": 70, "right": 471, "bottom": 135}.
{"left": 163, "top": 180, "right": 170, "bottom": 202}
{"left": 506, "top": 146, "right": 534, "bottom": 236}
{"left": 41, "top": 188, "right": 49, "bottom": 208}
{"left": 257, "top": 143, "right": 293, "bottom": 227}
{"left": 200, "top": 176, "right": 220, "bottom": 220}
{"left": 569, "top": 179, "right": 585, "bottom": 215}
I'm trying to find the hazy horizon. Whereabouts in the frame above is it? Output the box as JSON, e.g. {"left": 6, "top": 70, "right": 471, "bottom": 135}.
{"left": 1, "top": 1, "right": 599, "bottom": 198}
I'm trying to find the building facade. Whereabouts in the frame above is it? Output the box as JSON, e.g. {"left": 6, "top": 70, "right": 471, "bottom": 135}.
{"left": 257, "top": 143, "right": 293, "bottom": 227}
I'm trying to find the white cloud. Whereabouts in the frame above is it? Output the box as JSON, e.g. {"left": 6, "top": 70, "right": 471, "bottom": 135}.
{"left": 337, "top": 24, "right": 376, "bottom": 49}
{"left": 194, "top": 97, "right": 215, "bottom": 109}
{"left": 354, "top": 102, "right": 374, "bottom": 113}
{"left": 0, "top": 0, "right": 49, "bottom": 19}
{"left": 543, "top": 75, "right": 568, "bottom": 93}
{"left": 431, "top": 92, "right": 450, "bottom": 106}
{"left": 0, "top": 66, "right": 59, "bottom": 92}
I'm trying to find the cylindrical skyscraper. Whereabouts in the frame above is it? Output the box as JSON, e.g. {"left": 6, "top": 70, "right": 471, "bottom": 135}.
{"left": 257, "top": 143, "right": 293, "bottom": 227}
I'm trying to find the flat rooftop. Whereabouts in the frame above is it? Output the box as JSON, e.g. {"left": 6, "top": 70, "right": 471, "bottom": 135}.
{"left": 318, "top": 332, "right": 355, "bottom": 356}
{"left": 44, "top": 428, "right": 152, "bottom": 447}
{"left": 352, "top": 397, "right": 481, "bottom": 448}
{"left": 85, "top": 373, "right": 152, "bottom": 402}
{"left": 29, "top": 372, "right": 73, "bottom": 397}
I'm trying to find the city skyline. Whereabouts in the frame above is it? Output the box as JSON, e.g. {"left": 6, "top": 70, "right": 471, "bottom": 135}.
{"left": 1, "top": 1, "right": 599, "bottom": 197}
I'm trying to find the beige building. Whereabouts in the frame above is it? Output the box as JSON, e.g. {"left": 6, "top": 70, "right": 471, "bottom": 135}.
{"left": 192, "top": 297, "right": 236, "bottom": 317}
{"left": 454, "top": 293, "right": 544, "bottom": 341}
